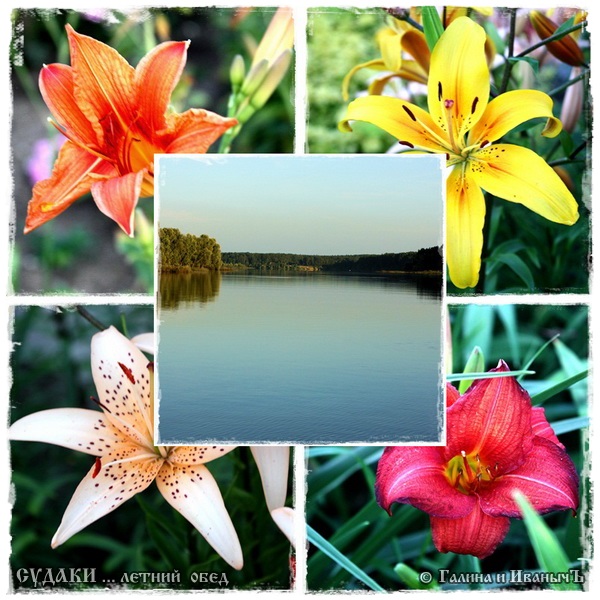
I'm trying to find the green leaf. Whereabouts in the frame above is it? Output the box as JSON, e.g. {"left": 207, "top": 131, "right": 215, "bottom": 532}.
{"left": 559, "top": 130, "right": 575, "bottom": 157}
{"left": 448, "top": 369, "right": 534, "bottom": 382}
{"left": 307, "top": 525, "right": 386, "bottom": 592}
{"left": 513, "top": 492, "right": 580, "bottom": 590}
{"left": 493, "top": 253, "right": 535, "bottom": 290}
{"left": 458, "top": 346, "right": 485, "bottom": 393}
{"left": 496, "top": 304, "right": 520, "bottom": 365}
{"left": 394, "top": 563, "right": 438, "bottom": 590}
{"left": 554, "top": 15, "right": 577, "bottom": 38}
{"left": 421, "top": 7, "right": 444, "bottom": 52}
{"left": 550, "top": 415, "right": 589, "bottom": 435}
{"left": 531, "top": 368, "right": 588, "bottom": 404}
{"left": 508, "top": 55, "right": 539, "bottom": 74}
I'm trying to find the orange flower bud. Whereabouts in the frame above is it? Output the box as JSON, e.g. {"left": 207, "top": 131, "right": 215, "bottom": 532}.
{"left": 530, "top": 10, "right": 585, "bottom": 67}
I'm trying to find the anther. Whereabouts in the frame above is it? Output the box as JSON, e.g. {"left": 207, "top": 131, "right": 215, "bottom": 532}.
{"left": 398, "top": 140, "right": 415, "bottom": 148}
{"left": 92, "top": 457, "right": 102, "bottom": 478}
{"left": 471, "top": 97, "right": 479, "bottom": 114}
{"left": 438, "top": 81, "right": 443, "bottom": 101}
{"left": 90, "top": 395, "right": 112, "bottom": 414}
{"left": 402, "top": 105, "right": 417, "bottom": 122}
{"left": 118, "top": 362, "right": 136, "bottom": 384}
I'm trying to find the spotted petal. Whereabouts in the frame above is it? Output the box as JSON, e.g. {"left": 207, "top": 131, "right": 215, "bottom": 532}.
{"left": 251, "top": 446, "right": 290, "bottom": 512}
{"left": 156, "top": 463, "right": 243, "bottom": 570}
{"left": 169, "top": 445, "right": 237, "bottom": 466}
{"left": 91, "top": 326, "right": 154, "bottom": 449}
{"left": 427, "top": 17, "right": 489, "bottom": 141}
{"left": 468, "top": 90, "right": 562, "bottom": 145}
{"left": 446, "top": 164, "right": 486, "bottom": 289}
{"left": 472, "top": 144, "right": 579, "bottom": 225}
{"left": 271, "top": 507, "right": 296, "bottom": 547}
{"left": 52, "top": 446, "right": 163, "bottom": 548}
{"left": 8, "top": 408, "right": 123, "bottom": 456}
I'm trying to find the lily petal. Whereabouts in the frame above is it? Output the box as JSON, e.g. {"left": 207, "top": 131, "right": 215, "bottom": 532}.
{"left": 532, "top": 406, "right": 564, "bottom": 449}
{"left": 271, "top": 507, "right": 296, "bottom": 547}
{"left": 168, "top": 445, "right": 237, "bottom": 466}
{"left": 446, "top": 165, "right": 486, "bottom": 289}
{"left": 135, "top": 40, "right": 188, "bottom": 136}
{"left": 480, "top": 436, "right": 579, "bottom": 518}
{"left": 376, "top": 446, "right": 476, "bottom": 518}
{"left": 339, "top": 95, "right": 449, "bottom": 153}
{"left": 427, "top": 17, "right": 489, "bottom": 140}
{"left": 131, "top": 332, "right": 155, "bottom": 355}
{"left": 251, "top": 446, "right": 290, "bottom": 512}
{"left": 472, "top": 144, "right": 580, "bottom": 225}
{"left": 468, "top": 90, "right": 562, "bottom": 145}
{"left": 52, "top": 447, "right": 162, "bottom": 548}
{"left": 163, "top": 109, "right": 238, "bottom": 154}
{"left": 401, "top": 29, "right": 430, "bottom": 74}
{"left": 431, "top": 506, "right": 510, "bottom": 559}
{"left": 24, "top": 141, "right": 115, "bottom": 234}
{"left": 39, "top": 63, "right": 98, "bottom": 146}
{"left": 445, "top": 361, "right": 534, "bottom": 473}
{"left": 66, "top": 24, "right": 135, "bottom": 146}
{"left": 9, "top": 408, "right": 123, "bottom": 456}
{"left": 446, "top": 382, "right": 461, "bottom": 408}
{"left": 156, "top": 463, "right": 243, "bottom": 570}
{"left": 91, "top": 170, "right": 144, "bottom": 236}
{"left": 91, "top": 326, "right": 154, "bottom": 449}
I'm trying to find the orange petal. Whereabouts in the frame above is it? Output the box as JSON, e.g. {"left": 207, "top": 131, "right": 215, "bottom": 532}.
{"left": 39, "top": 63, "right": 97, "bottom": 147}
{"left": 24, "top": 141, "right": 114, "bottom": 234}
{"left": 163, "top": 109, "right": 238, "bottom": 154}
{"left": 66, "top": 25, "right": 136, "bottom": 146}
{"left": 91, "top": 170, "right": 144, "bottom": 236}
{"left": 530, "top": 11, "right": 585, "bottom": 67}
{"left": 134, "top": 40, "right": 189, "bottom": 137}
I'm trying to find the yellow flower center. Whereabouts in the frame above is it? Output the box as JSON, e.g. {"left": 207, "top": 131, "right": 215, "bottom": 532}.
{"left": 445, "top": 450, "right": 498, "bottom": 495}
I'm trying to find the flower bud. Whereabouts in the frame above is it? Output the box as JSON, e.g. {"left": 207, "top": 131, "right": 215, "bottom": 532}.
{"left": 530, "top": 10, "right": 585, "bottom": 67}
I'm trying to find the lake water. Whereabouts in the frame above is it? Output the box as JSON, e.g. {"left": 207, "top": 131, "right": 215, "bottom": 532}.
{"left": 157, "top": 271, "right": 443, "bottom": 444}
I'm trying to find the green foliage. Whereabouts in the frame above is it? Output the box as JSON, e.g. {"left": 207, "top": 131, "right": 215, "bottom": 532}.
{"left": 10, "top": 307, "right": 293, "bottom": 590}
{"left": 307, "top": 305, "right": 588, "bottom": 590}
{"left": 159, "top": 227, "right": 221, "bottom": 272}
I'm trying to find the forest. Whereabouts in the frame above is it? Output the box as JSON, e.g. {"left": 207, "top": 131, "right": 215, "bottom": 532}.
{"left": 222, "top": 246, "right": 442, "bottom": 273}
{"left": 159, "top": 227, "right": 442, "bottom": 274}
{"left": 159, "top": 228, "right": 222, "bottom": 272}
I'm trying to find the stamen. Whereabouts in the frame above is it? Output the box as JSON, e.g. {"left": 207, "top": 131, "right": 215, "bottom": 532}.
{"left": 92, "top": 457, "right": 102, "bottom": 478}
{"left": 443, "top": 99, "right": 460, "bottom": 154}
{"left": 461, "top": 450, "right": 474, "bottom": 480}
{"left": 479, "top": 140, "right": 490, "bottom": 149}
{"left": 90, "top": 395, "right": 112, "bottom": 414}
{"left": 398, "top": 141, "right": 415, "bottom": 148}
{"left": 471, "top": 97, "right": 479, "bottom": 114}
{"left": 438, "top": 81, "right": 443, "bottom": 101}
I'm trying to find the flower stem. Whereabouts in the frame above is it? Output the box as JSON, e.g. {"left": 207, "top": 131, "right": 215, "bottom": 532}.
{"left": 498, "top": 8, "right": 518, "bottom": 95}
{"left": 75, "top": 306, "right": 107, "bottom": 331}
{"left": 476, "top": 195, "right": 495, "bottom": 294}
{"left": 548, "top": 70, "right": 588, "bottom": 97}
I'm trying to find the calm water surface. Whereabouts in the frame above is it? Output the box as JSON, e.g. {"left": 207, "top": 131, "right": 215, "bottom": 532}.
{"left": 158, "top": 271, "right": 442, "bottom": 443}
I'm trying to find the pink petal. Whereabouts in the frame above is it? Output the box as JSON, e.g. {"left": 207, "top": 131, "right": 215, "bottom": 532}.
{"left": 131, "top": 332, "right": 155, "bottom": 355}
{"left": 91, "top": 170, "right": 143, "bottom": 236}
{"left": 445, "top": 360, "right": 534, "bottom": 474}
{"left": 532, "top": 406, "right": 564, "bottom": 448}
{"left": 91, "top": 326, "right": 154, "bottom": 449}
{"left": 431, "top": 505, "right": 510, "bottom": 559}
{"left": 251, "top": 446, "right": 290, "bottom": 512}
{"left": 156, "top": 463, "right": 243, "bottom": 570}
{"left": 375, "top": 446, "right": 476, "bottom": 518}
{"left": 9, "top": 408, "right": 123, "bottom": 456}
{"left": 480, "top": 436, "right": 579, "bottom": 518}
{"left": 52, "top": 446, "right": 163, "bottom": 548}
{"left": 271, "top": 506, "right": 296, "bottom": 547}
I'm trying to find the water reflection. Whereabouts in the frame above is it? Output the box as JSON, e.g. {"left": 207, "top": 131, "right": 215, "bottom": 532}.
{"left": 160, "top": 271, "right": 222, "bottom": 309}
{"left": 160, "top": 270, "right": 441, "bottom": 310}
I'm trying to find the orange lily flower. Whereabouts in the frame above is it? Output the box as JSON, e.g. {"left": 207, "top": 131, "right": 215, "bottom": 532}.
{"left": 25, "top": 25, "right": 237, "bottom": 236}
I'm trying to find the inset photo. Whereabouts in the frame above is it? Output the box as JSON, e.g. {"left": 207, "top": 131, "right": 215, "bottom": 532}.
{"left": 9, "top": 306, "right": 294, "bottom": 590}
{"left": 306, "top": 304, "right": 589, "bottom": 591}
{"left": 307, "top": 7, "right": 590, "bottom": 294}
{"left": 156, "top": 154, "right": 444, "bottom": 444}
{"left": 11, "top": 7, "right": 293, "bottom": 294}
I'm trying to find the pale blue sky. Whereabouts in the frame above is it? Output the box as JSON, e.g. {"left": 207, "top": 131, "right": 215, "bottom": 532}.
{"left": 157, "top": 155, "right": 443, "bottom": 254}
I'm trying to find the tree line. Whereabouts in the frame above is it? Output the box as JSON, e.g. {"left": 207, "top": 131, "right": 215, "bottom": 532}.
{"left": 159, "top": 228, "right": 222, "bottom": 272}
{"left": 221, "top": 246, "right": 442, "bottom": 273}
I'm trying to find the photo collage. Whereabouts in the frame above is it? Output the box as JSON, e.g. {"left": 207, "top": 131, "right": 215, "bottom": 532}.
{"left": 3, "top": 1, "right": 594, "bottom": 594}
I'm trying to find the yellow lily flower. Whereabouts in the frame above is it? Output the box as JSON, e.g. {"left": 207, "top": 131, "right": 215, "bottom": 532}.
{"left": 340, "top": 17, "right": 579, "bottom": 289}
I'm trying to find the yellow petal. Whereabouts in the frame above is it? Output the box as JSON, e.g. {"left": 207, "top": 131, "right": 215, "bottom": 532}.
{"left": 401, "top": 29, "right": 430, "bottom": 74}
{"left": 339, "top": 95, "right": 449, "bottom": 153}
{"left": 468, "top": 90, "right": 562, "bottom": 145}
{"left": 427, "top": 17, "right": 489, "bottom": 140}
{"left": 446, "top": 165, "right": 486, "bottom": 289}
{"left": 471, "top": 144, "right": 579, "bottom": 225}
{"left": 377, "top": 28, "right": 403, "bottom": 72}
{"left": 342, "top": 59, "right": 386, "bottom": 101}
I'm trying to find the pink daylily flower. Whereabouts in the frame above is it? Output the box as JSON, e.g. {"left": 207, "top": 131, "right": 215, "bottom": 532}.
{"left": 376, "top": 361, "right": 579, "bottom": 559}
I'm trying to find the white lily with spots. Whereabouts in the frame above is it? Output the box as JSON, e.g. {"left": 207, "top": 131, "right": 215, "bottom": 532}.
{"left": 9, "top": 326, "right": 290, "bottom": 570}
